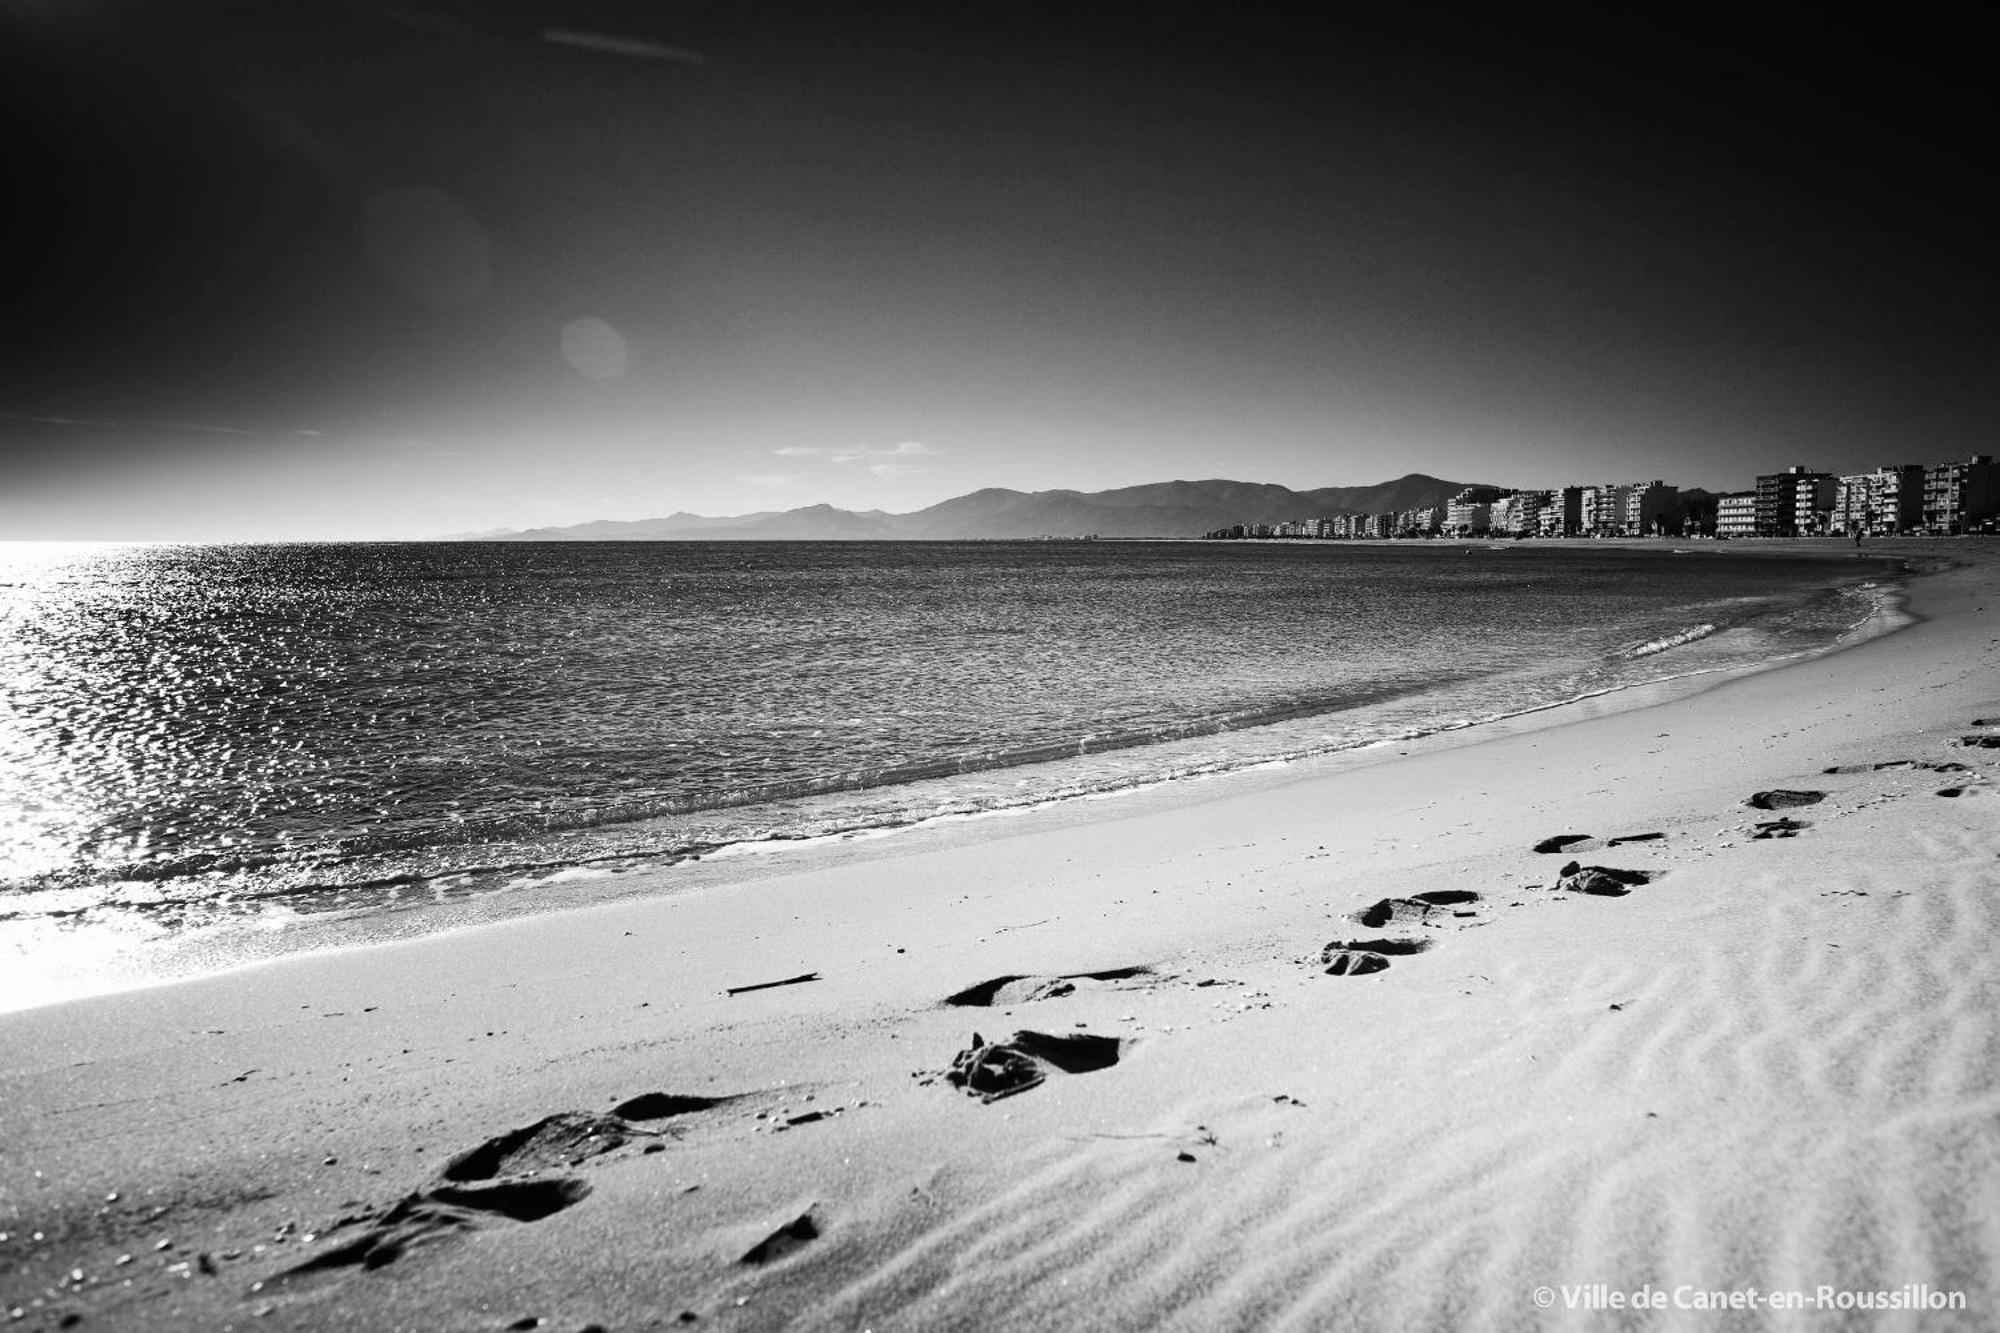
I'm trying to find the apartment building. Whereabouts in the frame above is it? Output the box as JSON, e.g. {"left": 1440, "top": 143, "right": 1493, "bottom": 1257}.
{"left": 1923, "top": 455, "right": 1999, "bottom": 534}
{"left": 1489, "top": 493, "right": 1538, "bottom": 536}
{"left": 1793, "top": 475, "right": 1837, "bottom": 535}
{"left": 1715, "top": 492, "right": 1757, "bottom": 538}
{"left": 1621, "top": 480, "right": 1679, "bottom": 536}
{"left": 1530, "top": 486, "right": 1583, "bottom": 537}
{"left": 1443, "top": 486, "right": 1504, "bottom": 535}
{"left": 1831, "top": 465, "right": 1925, "bottom": 535}
{"left": 1754, "top": 466, "right": 1831, "bottom": 536}
{"left": 1579, "top": 485, "right": 1617, "bottom": 534}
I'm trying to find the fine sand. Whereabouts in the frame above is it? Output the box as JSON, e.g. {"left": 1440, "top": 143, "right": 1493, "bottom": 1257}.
{"left": 4, "top": 541, "right": 1999, "bottom": 1332}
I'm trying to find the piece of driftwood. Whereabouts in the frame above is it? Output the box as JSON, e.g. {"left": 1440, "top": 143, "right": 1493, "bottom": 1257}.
{"left": 724, "top": 971, "right": 821, "bottom": 996}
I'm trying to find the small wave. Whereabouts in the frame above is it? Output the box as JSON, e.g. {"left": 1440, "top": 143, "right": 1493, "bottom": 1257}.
{"left": 1623, "top": 623, "right": 1718, "bottom": 658}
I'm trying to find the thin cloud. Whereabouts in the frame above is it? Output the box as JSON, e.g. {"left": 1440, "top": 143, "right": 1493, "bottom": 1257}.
{"left": 0, "top": 411, "right": 122, "bottom": 429}
{"left": 161, "top": 420, "right": 254, "bottom": 435}
{"left": 774, "top": 440, "right": 943, "bottom": 467}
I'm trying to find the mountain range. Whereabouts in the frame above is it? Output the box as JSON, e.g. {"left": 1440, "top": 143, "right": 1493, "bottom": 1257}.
{"left": 459, "top": 475, "right": 1478, "bottom": 541}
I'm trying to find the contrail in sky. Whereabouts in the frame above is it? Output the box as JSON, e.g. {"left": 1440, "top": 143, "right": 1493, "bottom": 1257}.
{"left": 540, "top": 28, "right": 705, "bottom": 62}
{"left": 0, "top": 411, "right": 320, "bottom": 438}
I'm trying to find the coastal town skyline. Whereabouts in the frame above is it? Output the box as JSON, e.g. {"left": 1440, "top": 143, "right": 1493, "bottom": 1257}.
{"left": 432, "top": 451, "right": 1999, "bottom": 542}
{"left": 1206, "top": 455, "right": 2000, "bottom": 542}
{"left": 6, "top": 4, "right": 1998, "bottom": 541}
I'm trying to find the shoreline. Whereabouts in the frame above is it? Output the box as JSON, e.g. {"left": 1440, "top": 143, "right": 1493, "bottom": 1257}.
{"left": 0, "top": 543, "right": 1917, "bottom": 1016}
{"left": 3, "top": 541, "right": 1997, "bottom": 1330}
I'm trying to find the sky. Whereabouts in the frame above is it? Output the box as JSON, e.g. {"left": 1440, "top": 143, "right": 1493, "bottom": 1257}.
{"left": 4, "top": 2, "right": 1997, "bottom": 539}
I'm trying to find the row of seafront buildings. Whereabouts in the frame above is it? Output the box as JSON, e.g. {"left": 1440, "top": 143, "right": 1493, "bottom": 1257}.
{"left": 1719, "top": 457, "right": 1999, "bottom": 538}
{"left": 1213, "top": 480, "right": 1689, "bottom": 541}
{"left": 1206, "top": 455, "right": 1999, "bottom": 541}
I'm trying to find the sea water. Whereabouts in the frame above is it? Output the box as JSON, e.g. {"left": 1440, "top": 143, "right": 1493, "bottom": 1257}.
{"left": 0, "top": 539, "right": 1897, "bottom": 1003}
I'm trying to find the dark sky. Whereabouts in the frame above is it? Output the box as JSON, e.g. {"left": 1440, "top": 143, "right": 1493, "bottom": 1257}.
{"left": 5, "top": 2, "right": 1996, "bottom": 537}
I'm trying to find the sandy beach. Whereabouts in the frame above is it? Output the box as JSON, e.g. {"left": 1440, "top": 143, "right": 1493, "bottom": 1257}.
{"left": 4, "top": 540, "right": 1998, "bottom": 1332}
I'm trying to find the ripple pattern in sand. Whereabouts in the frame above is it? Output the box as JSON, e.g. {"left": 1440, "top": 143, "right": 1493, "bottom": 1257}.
{"left": 800, "top": 805, "right": 2000, "bottom": 1331}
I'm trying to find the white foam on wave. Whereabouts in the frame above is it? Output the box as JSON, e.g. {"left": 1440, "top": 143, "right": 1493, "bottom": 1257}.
{"left": 1623, "top": 622, "right": 1719, "bottom": 658}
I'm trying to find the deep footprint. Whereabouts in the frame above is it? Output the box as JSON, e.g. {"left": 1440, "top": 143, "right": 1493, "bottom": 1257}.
{"left": 1823, "top": 759, "right": 1969, "bottom": 774}
{"left": 441, "top": 1112, "right": 637, "bottom": 1182}
{"left": 1746, "top": 790, "right": 1825, "bottom": 810}
{"left": 1319, "top": 937, "right": 1432, "bottom": 976}
{"left": 944, "top": 1030, "right": 1126, "bottom": 1102}
{"left": 276, "top": 1179, "right": 592, "bottom": 1281}
{"left": 1533, "top": 834, "right": 1594, "bottom": 854}
{"left": 1954, "top": 736, "right": 2000, "bottom": 749}
{"left": 1752, "top": 817, "right": 1809, "bottom": 839}
{"left": 1350, "top": 890, "right": 1480, "bottom": 928}
{"left": 944, "top": 966, "right": 1153, "bottom": 1008}
{"left": 1556, "top": 862, "right": 1653, "bottom": 896}
{"left": 741, "top": 1208, "right": 819, "bottom": 1266}
{"left": 611, "top": 1093, "right": 729, "bottom": 1121}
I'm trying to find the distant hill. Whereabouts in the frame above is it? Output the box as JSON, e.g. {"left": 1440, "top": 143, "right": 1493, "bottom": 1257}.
{"left": 470, "top": 475, "right": 1476, "bottom": 541}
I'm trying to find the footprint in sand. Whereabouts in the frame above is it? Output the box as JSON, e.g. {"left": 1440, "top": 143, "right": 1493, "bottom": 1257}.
{"left": 1533, "top": 832, "right": 1664, "bottom": 854}
{"left": 1823, "top": 759, "right": 1969, "bottom": 774}
{"left": 1952, "top": 735, "right": 2000, "bottom": 750}
{"left": 1745, "top": 789, "right": 1825, "bottom": 810}
{"left": 610, "top": 1092, "right": 731, "bottom": 1121}
{"left": 1751, "top": 816, "right": 1810, "bottom": 839}
{"left": 273, "top": 1178, "right": 592, "bottom": 1281}
{"left": 275, "top": 1095, "right": 730, "bottom": 1286}
{"left": 1555, "top": 862, "right": 1654, "bottom": 896}
{"left": 1318, "top": 936, "right": 1433, "bottom": 976}
{"left": 1348, "top": 889, "right": 1481, "bottom": 928}
{"left": 943, "top": 965, "right": 1154, "bottom": 1008}
{"left": 440, "top": 1111, "right": 641, "bottom": 1182}
{"left": 942, "top": 1030, "right": 1128, "bottom": 1102}
{"left": 741, "top": 1207, "right": 820, "bottom": 1266}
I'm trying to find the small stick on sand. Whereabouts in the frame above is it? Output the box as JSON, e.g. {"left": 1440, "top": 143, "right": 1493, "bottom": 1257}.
{"left": 725, "top": 972, "right": 821, "bottom": 996}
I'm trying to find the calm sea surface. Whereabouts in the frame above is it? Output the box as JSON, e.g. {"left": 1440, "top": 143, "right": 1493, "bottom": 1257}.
{"left": 1, "top": 539, "right": 1896, "bottom": 997}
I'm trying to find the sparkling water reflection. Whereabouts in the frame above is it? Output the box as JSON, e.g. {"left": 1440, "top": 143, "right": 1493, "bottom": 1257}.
{"left": 1, "top": 540, "right": 1893, "bottom": 943}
